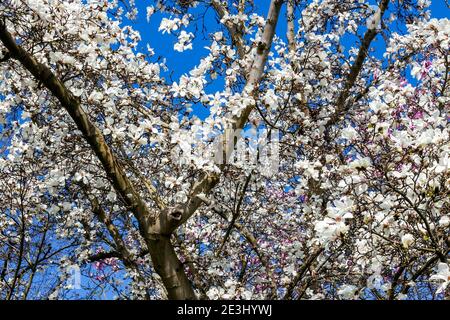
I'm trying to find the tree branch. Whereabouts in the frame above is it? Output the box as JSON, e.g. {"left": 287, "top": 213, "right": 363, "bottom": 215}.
{"left": 326, "top": 0, "right": 389, "bottom": 127}
{"left": 0, "top": 19, "right": 154, "bottom": 236}
{"left": 171, "top": 0, "right": 284, "bottom": 233}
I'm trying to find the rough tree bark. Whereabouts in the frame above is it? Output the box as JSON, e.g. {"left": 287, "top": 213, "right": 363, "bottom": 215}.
{"left": 287, "top": 0, "right": 296, "bottom": 53}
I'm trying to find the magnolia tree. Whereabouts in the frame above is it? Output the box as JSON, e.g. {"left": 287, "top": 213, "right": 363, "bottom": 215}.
{"left": 0, "top": 0, "right": 448, "bottom": 300}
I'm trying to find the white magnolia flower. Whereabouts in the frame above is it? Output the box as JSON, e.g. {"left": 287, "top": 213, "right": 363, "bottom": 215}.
{"left": 401, "top": 234, "right": 414, "bottom": 248}
{"left": 106, "top": 191, "right": 117, "bottom": 202}
{"left": 174, "top": 31, "right": 194, "bottom": 52}
{"left": 338, "top": 285, "right": 359, "bottom": 300}
{"left": 146, "top": 6, "right": 155, "bottom": 22}
{"left": 314, "top": 217, "right": 349, "bottom": 244}
{"left": 240, "top": 289, "right": 253, "bottom": 300}
{"left": 397, "top": 293, "right": 408, "bottom": 300}
{"left": 159, "top": 15, "right": 190, "bottom": 34}
{"left": 87, "top": 90, "right": 104, "bottom": 103}
{"left": 159, "top": 17, "right": 181, "bottom": 34}
{"left": 435, "top": 152, "right": 449, "bottom": 174}
{"left": 349, "top": 156, "right": 371, "bottom": 170}
{"left": 430, "top": 263, "right": 450, "bottom": 294}
{"left": 416, "top": 128, "right": 440, "bottom": 147}
{"left": 391, "top": 130, "right": 413, "bottom": 149}
{"left": 367, "top": 274, "right": 383, "bottom": 290}
{"left": 341, "top": 126, "right": 358, "bottom": 140}
{"left": 327, "top": 197, "right": 355, "bottom": 220}
{"left": 438, "top": 216, "right": 450, "bottom": 227}
{"left": 207, "top": 287, "right": 225, "bottom": 299}
{"left": 314, "top": 197, "right": 355, "bottom": 244}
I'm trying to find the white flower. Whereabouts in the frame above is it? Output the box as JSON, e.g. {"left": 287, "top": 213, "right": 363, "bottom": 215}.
{"left": 338, "top": 285, "right": 359, "bottom": 300}
{"left": 430, "top": 263, "right": 450, "bottom": 294}
{"left": 349, "top": 156, "right": 371, "bottom": 170}
{"left": 146, "top": 6, "right": 155, "bottom": 22}
{"left": 327, "top": 197, "right": 355, "bottom": 220}
{"left": 158, "top": 15, "right": 190, "bottom": 34}
{"left": 391, "top": 130, "right": 413, "bottom": 149}
{"left": 213, "top": 31, "right": 223, "bottom": 41}
{"left": 159, "top": 17, "right": 180, "bottom": 34}
{"left": 397, "top": 293, "right": 408, "bottom": 300}
{"left": 106, "top": 191, "right": 117, "bottom": 202}
{"left": 240, "top": 290, "right": 252, "bottom": 300}
{"left": 438, "top": 216, "right": 450, "bottom": 227}
{"left": 174, "top": 31, "right": 194, "bottom": 52}
{"left": 87, "top": 90, "right": 103, "bottom": 103}
{"left": 207, "top": 287, "right": 225, "bottom": 299}
{"left": 314, "top": 218, "right": 349, "bottom": 244}
{"left": 416, "top": 128, "right": 438, "bottom": 147}
{"left": 435, "top": 152, "right": 449, "bottom": 174}
{"left": 341, "top": 126, "right": 358, "bottom": 140}
{"left": 411, "top": 65, "right": 423, "bottom": 80}
{"left": 367, "top": 274, "right": 383, "bottom": 290}
{"left": 314, "top": 198, "right": 355, "bottom": 244}
{"left": 401, "top": 234, "right": 414, "bottom": 248}
{"left": 314, "top": 219, "right": 338, "bottom": 243}
{"left": 74, "top": 171, "right": 88, "bottom": 184}
{"left": 295, "top": 159, "right": 320, "bottom": 180}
